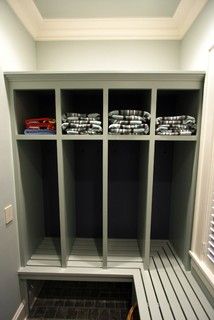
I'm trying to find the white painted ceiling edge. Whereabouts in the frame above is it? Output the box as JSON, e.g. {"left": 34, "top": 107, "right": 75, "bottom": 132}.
{"left": 7, "top": 0, "right": 207, "bottom": 40}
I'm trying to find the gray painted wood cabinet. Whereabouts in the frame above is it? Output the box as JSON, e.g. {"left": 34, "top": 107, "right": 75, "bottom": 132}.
{"left": 4, "top": 72, "right": 204, "bottom": 273}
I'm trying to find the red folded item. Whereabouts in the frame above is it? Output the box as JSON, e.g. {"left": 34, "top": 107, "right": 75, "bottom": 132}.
{"left": 25, "top": 118, "right": 56, "bottom": 130}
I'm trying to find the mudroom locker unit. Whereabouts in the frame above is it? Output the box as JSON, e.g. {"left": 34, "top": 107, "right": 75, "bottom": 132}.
{"left": 5, "top": 72, "right": 213, "bottom": 320}
{"left": 5, "top": 71, "right": 202, "bottom": 269}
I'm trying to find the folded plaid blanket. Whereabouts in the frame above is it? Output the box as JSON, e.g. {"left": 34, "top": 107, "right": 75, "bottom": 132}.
{"left": 62, "top": 112, "right": 102, "bottom": 135}
{"left": 108, "top": 110, "right": 150, "bottom": 135}
{"left": 156, "top": 115, "right": 196, "bottom": 135}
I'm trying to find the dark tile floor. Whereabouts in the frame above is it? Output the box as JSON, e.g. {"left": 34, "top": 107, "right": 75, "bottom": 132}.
{"left": 28, "top": 280, "right": 133, "bottom": 320}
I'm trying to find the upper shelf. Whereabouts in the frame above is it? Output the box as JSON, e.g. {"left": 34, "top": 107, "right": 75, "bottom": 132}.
{"left": 11, "top": 80, "right": 202, "bottom": 140}
{"left": 15, "top": 135, "right": 197, "bottom": 142}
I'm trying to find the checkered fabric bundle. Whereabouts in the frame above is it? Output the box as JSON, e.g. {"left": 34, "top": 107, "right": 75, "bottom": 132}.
{"left": 62, "top": 112, "right": 102, "bottom": 135}
{"left": 156, "top": 115, "right": 197, "bottom": 135}
{"left": 108, "top": 110, "right": 150, "bottom": 135}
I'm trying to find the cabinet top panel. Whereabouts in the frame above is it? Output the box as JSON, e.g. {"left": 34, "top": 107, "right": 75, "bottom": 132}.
{"left": 4, "top": 71, "right": 205, "bottom": 83}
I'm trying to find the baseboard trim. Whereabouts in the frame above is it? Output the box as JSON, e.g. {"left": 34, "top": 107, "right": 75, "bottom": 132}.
{"left": 190, "top": 254, "right": 214, "bottom": 308}
{"left": 12, "top": 301, "right": 27, "bottom": 320}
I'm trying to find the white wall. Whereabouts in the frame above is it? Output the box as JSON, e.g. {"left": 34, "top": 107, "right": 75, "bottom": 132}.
{"left": 0, "top": 1, "right": 36, "bottom": 319}
{"left": 180, "top": 0, "right": 214, "bottom": 299}
{"left": 0, "top": 2, "right": 36, "bottom": 71}
{"left": 36, "top": 40, "right": 180, "bottom": 71}
{"left": 180, "top": 0, "right": 214, "bottom": 70}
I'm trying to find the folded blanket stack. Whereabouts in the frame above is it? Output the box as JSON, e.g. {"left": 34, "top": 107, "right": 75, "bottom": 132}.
{"left": 24, "top": 118, "right": 56, "bottom": 135}
{"left": 156, "top": 115, "right": 196, "bottom": 135}
{"left": 108, "top": 110, "right": 150, "bottom": 135}
{"left": 62, "top": 112, "right": 102, "bottom": 134}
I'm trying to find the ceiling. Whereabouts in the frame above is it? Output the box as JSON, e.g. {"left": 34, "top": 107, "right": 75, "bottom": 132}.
{"left": 7, "top": 0, "right": 208, "bottom": 40}
{"left": 33, "top": 0, "right": 181, "bottom": 19}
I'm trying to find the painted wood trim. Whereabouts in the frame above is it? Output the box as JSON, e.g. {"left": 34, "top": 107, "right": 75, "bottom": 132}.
{"left": 209, "top": 44, "right": 214, "bottom": 52}
{"left": 190, "top": 251, "right": 214, "bottom": 289}
{"left": 6, "top": 0, "right": 208, "bottom": 40}
{"left": 174, "top": 0, "right": 208, "bottom": 38}
{"left": 191, "top": 256, "right": 214, "bottom": 309}
{"left": 4, "top": 72, "right": 205, "bottom": 83}
{"left": 191, "top": 49, "right": 214, "bottom": 275}
{"left": 11, "top": 300, "right": 26, "bottom": 320}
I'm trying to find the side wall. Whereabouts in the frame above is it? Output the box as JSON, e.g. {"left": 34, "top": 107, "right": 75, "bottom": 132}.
{"left": 180, "top": 0, "right": 214, "bottom": 301}
{"left": 0, "top": 1, "right": 36, "bottom": 319}
{"left": 180, "top": 0, "right": 214, "bottom": 70}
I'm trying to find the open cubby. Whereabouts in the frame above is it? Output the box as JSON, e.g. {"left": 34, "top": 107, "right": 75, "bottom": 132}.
{"left": 151, "top": 141, "right": 196, "bottom": 265}
{"left": 108, "top": 89, "right": 151, "bottom": 136}
{"left": 108, "top": 89, "right": 151, "bottom": 113}
{"left": 17, "top": 140, "right": 61, "bottom": 266}
{"left": 108, "top": 141, "right": 149, "bottom": 264}
{"left": 14, "top": 90, "right": 56, "bottom": 134}
{"left": 61, "top": 89, "right": 103, "bottom": 134}
{"left": 62, "top": 140, "right": 103, "bottom": 266}
{"left": 156, "top": 90, "right": 200, "bottom": 132}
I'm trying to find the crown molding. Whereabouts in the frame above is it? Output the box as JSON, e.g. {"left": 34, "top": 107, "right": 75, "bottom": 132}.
{"left": 6, "top": 0, "right": 208, "bottom": 40}
{"left": 209, "top": 44, "right": 214, "bottom": 52}
{"left": 174, "top": 0, "right": 208, "bottom": 38}
{"left": 7, "top": 0, "right": 42, "bottom": 37}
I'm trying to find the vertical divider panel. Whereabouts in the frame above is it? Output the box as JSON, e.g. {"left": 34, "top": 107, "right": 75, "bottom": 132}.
{"left": 55, "top": 87, "right": 62, "bottom": 137}
{"left": 183, "top": 89, "right": 203, "bottom": 268}
{"left": 182, "top": 89, "right": 203, "bottom": 269}
{"left": 150, "top": 88, "right": 157, "bottom": 139}
{"left": 185, "top": 147, "right": 200, "bottom": 269}
{"left": 170, "top": 142, "right": 196, "bottom": 270}
{"left": 10, "top": 86, "right": 27, "bottom": 266}
{"left": 55, "top": 88, "right": 67, "bottom": 267}
{"left": 103, "top": 87, "right": 109, "bottom": 137}
{"left": 143, "top": 87, "right": 157, "bottom": 269}
{"left": 103, "top": 87, "right": 109, "bottom": 268}
{"left": 137, "top": 141, "right": 149, "bottom": 261}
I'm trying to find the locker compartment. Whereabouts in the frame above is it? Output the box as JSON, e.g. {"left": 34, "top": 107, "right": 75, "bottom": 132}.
{"left": 108, "top": 141, "right": 149, "bottom": 267}
{"left": 62, "top": 141, "right": 103, "bottom": 267}
{"left": 17, "top": 140, "right": 61, "bottom": 266}
{"left": 151, "top": 141, "right": 196, "bottom": 267}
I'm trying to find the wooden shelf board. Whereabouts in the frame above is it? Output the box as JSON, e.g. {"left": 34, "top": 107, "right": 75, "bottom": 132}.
{"left": 108, "top": 239, "right": 143, "bottom": 263}
{"left": 27, "top": 237, "right": 61, "bottom": 267}
{"left": 155, "top": 135, "right": 197, "bottom": 141}
{"left": 61, "top": 135, "right": 103, "bottom": 140}
{"left": 16, "top": 134, "right": 57, "bottom": 140}
{"left": 68, "top": 238, "right": 102, "bottom": 262}
{"left": 108, "top": 135, "right": 150, "bottom": 141}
